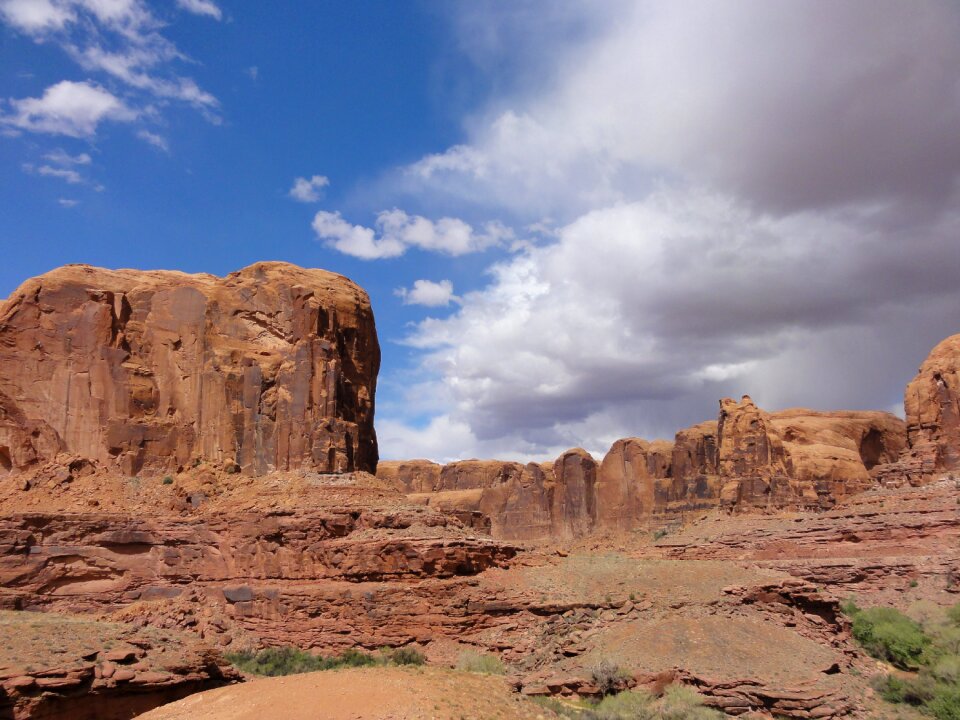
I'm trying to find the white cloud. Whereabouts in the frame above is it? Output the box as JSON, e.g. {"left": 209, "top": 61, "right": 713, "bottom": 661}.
{"left": 313, "top": 208, "right": 512, "bottom": 260}
{"left": 373, "top": 0, "right": 960, "bottom": 460}
{"left": 289, "top": 175, "right": 330, "bottom": 203}
{"left": 57, "top": 198, "right": 79, "bottom": 207}
{"left": 0, "top": 0, "right": 219, "bottom": 124}
{"left": 391, "top": 188, "right": 960, "bottom": 457}
{"left": 44, "top": 149, "right": 91, "bottom": 165}
{"left": 396, "top": 279, "right": 458, "bottom": 307}
{"left": 398, "top": 1, "right": 960, "bottom": 220}
{"left": 35, "top": 164, "right": 83, "bottom": 183}
{"left": 176, "top": 0, "right": 221, "bottom": 21}
{"left": 0, "top": 0, "right": 73, "bottom": 33}
{"left": 137, "top": 129, "right": 168, "bottom": 151}
{"left": 2, "top": 80, "right": 136, "bottom": 137}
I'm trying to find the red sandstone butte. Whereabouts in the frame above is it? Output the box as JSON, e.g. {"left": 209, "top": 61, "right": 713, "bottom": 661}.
{"left": 0, "top": 262, "right": 379, "bottom": 477}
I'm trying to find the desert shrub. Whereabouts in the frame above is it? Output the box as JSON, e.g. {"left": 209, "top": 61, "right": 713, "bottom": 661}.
{"left": 656, "top": 685, "right": 725, "bottom": 720}
{"left": 226, "top": 646, "right": 382, "bottom": 676}
{"left": 574, "top": 685, "right": 723, "bottom": 720}
{"left": 850, "top": 606, "right": 929, "bottom": 670}
{"left": 162, "top": 476, "right": 173, "bottom": 485}
{"left": 856, "top": 602, "right": 960, "bottom": 720}
{"left": 947, "top": 603, "right": 960, "bottom": 627}
{"left": 583, "top": 689, "right": 654, "bottom": 719}
{"left": 652, "top": 528, "right": 669, "bottom": 541}
{"left": 389, "top": 646, "right": 426, "bottom": 666}
{"left": 590, "top": 658, "right": 626, "bottom": 696}
{"left": 226, "top": 647, "right": 325, "bottom": 676}
{"left": 928, "top": 686, "right": 960, "bottom": 720}
{"left": 456, "top": 649, "right": 505, "bottom": 675}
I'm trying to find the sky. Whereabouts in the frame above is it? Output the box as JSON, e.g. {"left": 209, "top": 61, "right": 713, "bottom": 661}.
{"left": 2, "top": 1, "right": 959, "bottom": 463}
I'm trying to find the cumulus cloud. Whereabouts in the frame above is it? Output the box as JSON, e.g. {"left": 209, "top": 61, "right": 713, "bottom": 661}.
{"left": 313, "top": 208, "right": 512, "bottom": 260}
{"left": 400, "top": 1, "right": 960, "bottom": 219}
{"left": 176, "top": 0, "right": 222, "bottom": 20}
{"left": 289, "top": 175, "right": 330, "bottom": 203}
{"left": 396, "top": 279, "right": 458, "bottom": 307}
{"left": 375, "top": 0, "right": 960, "bottom": 461}
{"left": 0, "top": 0, "right": 73, "bottom": 33}
{"left": 2, "top": 80, "right": 136, "bottom": 137}
{"left": 0, "top": 0, "right": 219, "bottom": 124}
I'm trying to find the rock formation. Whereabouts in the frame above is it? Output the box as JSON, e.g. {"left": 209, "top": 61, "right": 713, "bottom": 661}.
{"left": 381, "top": 398, "right": 906, "bottom": 542}
{"left": 0, "top": 262, "right": 379, "bottom": 477}
{"left": 879, "top": 333, "right": 960, "bottom": 485}
{"left": 0, "top": 610, "right": 237, "bottom": 720}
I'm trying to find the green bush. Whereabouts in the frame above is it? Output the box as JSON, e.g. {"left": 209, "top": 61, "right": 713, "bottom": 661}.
{"left": 851, "top": 606, "right": 929, "bottom": 670}
{"left": 853, "top": 602, "right": 960, "bottom": 720}
{"left": 928, "top": 686, "right": 960, "bottom": 720}
{"left": 551, "top": 685, "right": 724, "bottom": 720}
{"left": 162, "top": 476, "right": 174, "bottom": 485}
{"left": 456, "top": 650, "right": 505, "bottom": 675}
{"left": 225, "top": 646, "right": 385, "bottom": 676}
{"left": 389, "top": 647, "right": 426, "bottom": 666}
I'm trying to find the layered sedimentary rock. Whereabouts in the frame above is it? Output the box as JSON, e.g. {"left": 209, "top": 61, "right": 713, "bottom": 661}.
{"left": 0, "top": 469, "right": 516, "bottom": 655}
{"left": 381, "top": 397, "right": 906, "bottom": 542}
{"left": 0, "top": 262, "right": 379, "bottom": 477}
{"left": 0, "top": 610, "right": 237, "bottom": 720}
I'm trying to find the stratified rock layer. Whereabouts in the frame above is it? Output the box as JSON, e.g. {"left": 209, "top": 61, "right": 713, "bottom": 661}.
{"left": 0, "top": 610, "right": 237, "bottom": 720}
{"left": 0, "top": 262, "right": 379, "bottom": 477}
{"left": 381, "top": 398, "right": 906, "bottom": 542}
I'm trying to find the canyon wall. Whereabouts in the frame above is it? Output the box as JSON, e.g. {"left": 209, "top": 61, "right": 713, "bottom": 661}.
{"left": 380, "top": 397, "right": 907, "bottom": 542}
{"left": 0, "top": 262, "right": 379, "bottom": 477}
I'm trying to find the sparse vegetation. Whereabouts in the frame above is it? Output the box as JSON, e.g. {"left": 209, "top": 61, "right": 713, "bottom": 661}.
{"left": 845, "top": 600, "right": 960, "bottom": 720}
{"left": 848, "top": 604, "right": 929, "bottom": 670}
{"left": 534, "top": 685, "right": 723, "bottom": 719}
{"left": 162, "top": 476, "right": 174, "bottom": 485}
{"left": 226, "top": 645, "right": 426, "bottom": 676}
{"left": 590, "top": 658, "right": 628, "bottom": 696}
{"left": 389, "top": 646, "right": 426, "bottom": 666}
{"left": 455, "top": 649, "right": 506, "bottom": 675}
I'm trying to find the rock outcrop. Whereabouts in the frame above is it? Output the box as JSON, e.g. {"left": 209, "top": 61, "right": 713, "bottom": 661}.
{"left": 381, "top": 398, "right": 906, "bottom": 542}
{"left": 879, "top": 333, "right": 960, "bottom": 485}
{"left": 0, "top": 610, "right": 237, "bottom": 720}
{"left": 0, "top": 262, "right": 379, "bottom": 477}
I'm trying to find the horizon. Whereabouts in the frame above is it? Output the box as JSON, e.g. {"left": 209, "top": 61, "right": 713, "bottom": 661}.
{"left": 2, "top": 0, "right": 959, "bottom": 464}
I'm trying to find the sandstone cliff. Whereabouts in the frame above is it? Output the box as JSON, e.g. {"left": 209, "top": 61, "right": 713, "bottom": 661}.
{"left": 380, "top": 398, "right": 906, "bottom": 542}
{"left": 0, "top": 262, "right": 379, "bottom": 477}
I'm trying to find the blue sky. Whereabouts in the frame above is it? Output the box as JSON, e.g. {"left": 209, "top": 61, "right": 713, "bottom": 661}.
{"left": 3, "top": 1, "right": 960, "bottom": 462}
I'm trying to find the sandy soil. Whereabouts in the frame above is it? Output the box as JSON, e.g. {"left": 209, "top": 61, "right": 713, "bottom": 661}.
{"left": 135, "top": 666, "right": 557, "bottom": 720}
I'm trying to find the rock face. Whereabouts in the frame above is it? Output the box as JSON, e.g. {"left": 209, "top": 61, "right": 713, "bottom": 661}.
{"left": 381, "top": 397, "right": 906, "bottom": 542}
{"left": 0, "top": 262, "right": 379, "bottom": 477}
{"left": 881, "top": 333, "right": 960, "bottom": 484}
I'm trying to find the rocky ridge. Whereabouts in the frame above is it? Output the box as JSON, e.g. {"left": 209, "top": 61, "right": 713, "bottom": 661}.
{"left": 380, "top": 399, "right": 906, "bottom": 542}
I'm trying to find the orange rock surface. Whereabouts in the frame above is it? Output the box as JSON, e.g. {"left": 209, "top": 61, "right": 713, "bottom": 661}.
{"left": 0, "top": 262, "right": 379, "bottom": 478}
{"left": 381, "top": 398, "right": 906, "bottom": 542}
